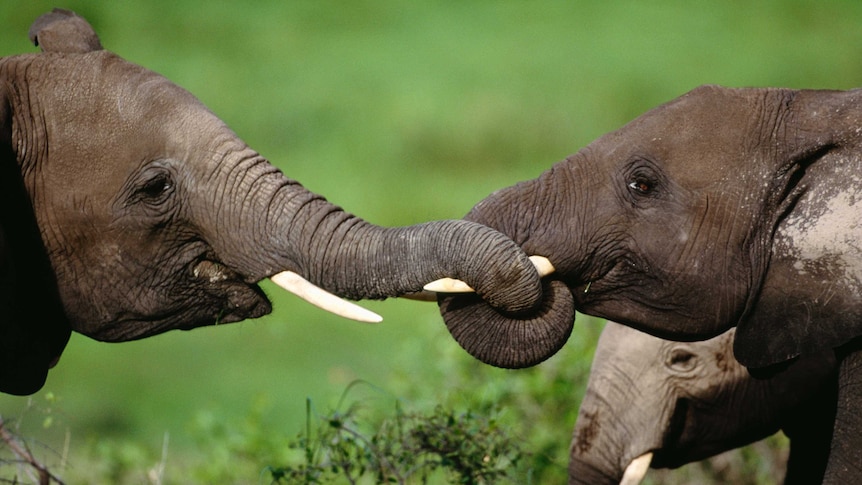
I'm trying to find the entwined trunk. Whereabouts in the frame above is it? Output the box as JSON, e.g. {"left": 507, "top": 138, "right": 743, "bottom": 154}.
{"left": 436, "top": 172, "right": 578, "bottom": 368}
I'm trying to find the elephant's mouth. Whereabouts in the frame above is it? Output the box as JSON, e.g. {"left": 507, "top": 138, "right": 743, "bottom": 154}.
{"left": 76, "top": 258, "right": 271, "bottom": 342}
{"left": 192, "top": 258, "right": 238, "bottom": 283}
{"left": 188, "top": 258, "right": 273, "bottom": 323}
{"left": 650, "top": 397, "right": 690, "bottom": 468}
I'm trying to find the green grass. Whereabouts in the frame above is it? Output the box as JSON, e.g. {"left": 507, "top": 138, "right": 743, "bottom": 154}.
{"left": 1, "top": 1, "right": 860, "bottom": 483}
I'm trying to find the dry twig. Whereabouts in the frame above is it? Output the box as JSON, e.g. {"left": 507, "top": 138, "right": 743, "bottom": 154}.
{"left": 0, "top": 415, "right": 65, "bottom": 485}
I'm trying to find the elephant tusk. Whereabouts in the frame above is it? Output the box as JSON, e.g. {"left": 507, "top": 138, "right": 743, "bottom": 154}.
{"left": 620, "top": 452, "right": 653, "bottom": 485}
{"left": 422, "top": 255, "right": 556, "bottom": 293}
{"left": 270, "top": 271, "right": 383, "bottom": 323}
{"left": 422, "top": 276, "right": 475, "bottom": 293}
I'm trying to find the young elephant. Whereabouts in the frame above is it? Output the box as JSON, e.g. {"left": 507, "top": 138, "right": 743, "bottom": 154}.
{"left": 434, "top": 83, "right": 862, "bottom": 482}
{"left": 0, "top": 10, "right": 545, "bottom": 395}
{"left": 570, "top": 322, "right": 837, "bottom": 485}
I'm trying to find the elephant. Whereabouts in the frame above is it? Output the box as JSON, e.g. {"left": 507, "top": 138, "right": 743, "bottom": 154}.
{"left": 432, "top": 84, "right": 862, "bottom": 483}
{"left": 0, "top": 9, "right": 546, "bottom": 396}
{"left": 570, "top": 321, "right": 837, "bottom": 485}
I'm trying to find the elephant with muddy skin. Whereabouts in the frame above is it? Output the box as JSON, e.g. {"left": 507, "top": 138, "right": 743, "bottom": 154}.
{"left": 433, "top": 84, "right": 862, "bottom": 483}
{"left": 571, "top": 322, "right": 836, "bottom": 485}
{"left": 0, "top": 9, "right": 545, "bottom": 395}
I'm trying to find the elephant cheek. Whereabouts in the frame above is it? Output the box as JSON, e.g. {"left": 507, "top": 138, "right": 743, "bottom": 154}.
{"left": 438, "top": 278, "right": 575, "bottom": 368}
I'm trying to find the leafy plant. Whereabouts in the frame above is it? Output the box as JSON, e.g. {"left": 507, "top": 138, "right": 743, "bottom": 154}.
{"left": 265, "top": 383, "right": 521, "bottom": 484}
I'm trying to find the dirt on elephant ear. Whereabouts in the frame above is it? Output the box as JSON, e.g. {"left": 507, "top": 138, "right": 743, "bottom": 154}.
{"left": 573, "top": 409, "right": 601, "bottom": 455}
{"left": 714, "top": 351, "right": 731, "bottom": 372}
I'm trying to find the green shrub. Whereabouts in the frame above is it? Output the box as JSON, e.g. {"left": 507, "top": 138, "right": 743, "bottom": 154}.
{"left": 264, "top": 393, "right": 521, "bottom": 484}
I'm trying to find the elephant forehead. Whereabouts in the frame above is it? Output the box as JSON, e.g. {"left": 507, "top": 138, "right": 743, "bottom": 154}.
{"left": 105, "top": 60, "right": 230, "bottom": 156}
{"left": 598, "top": 87, "right": 769, "bottom": 189}
{"left": 37, "top": 52, "right": 233, "bottom": 179}
{"left": 40, "top": 51, "right": 220, "bottom": 139}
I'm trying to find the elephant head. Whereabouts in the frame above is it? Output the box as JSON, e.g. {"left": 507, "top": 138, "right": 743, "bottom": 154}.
{"left": 436, "top": 84, "right": 862, "bottom": 370}
{"left": 0, "top": 9, "right": 545, "bottom": 395}
{"left": 569, "top": 322, "right": 836, "bottom": 485}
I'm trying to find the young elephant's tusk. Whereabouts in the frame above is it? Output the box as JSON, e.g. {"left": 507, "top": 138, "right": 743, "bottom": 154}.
{"left": 422, "top": 256, "right": 556, "bottom": 293}
{"left": 620, "top": 452, "right": 653, "bottom": 485}
{"left": 422, "top": 276, "right": 475, "bottom": 293}
{"left": 529, "top": 255, "right": 556, "bottom": 278}
{"left": 270, "top": 271, "right": 383, "bottom": 323}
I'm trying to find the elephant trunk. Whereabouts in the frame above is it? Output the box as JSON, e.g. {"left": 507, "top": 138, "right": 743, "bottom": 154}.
{"left": 567, "top": 459, "right": 621, "bottom": 485}
{"left": 288, "top": 197, "right": 544, "bottom": 311}
{"left": 210, "top": 159, "right": 545, "bottom": 316}
{"left": 569, "top": 385, "right": 659, "bottom": 485}
{"left": 568, "top": 389, "right": 633, "bottom": 485}
{"left": 570, "top": 430, "right": 654, "bottom": 485}
{"left": 436, "top": 170, "right": 577, "bottom": 368}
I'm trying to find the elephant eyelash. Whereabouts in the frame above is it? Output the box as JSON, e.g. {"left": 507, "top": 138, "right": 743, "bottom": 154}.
{"left": 134, "top": 173, "right": 174, "bottom": 203}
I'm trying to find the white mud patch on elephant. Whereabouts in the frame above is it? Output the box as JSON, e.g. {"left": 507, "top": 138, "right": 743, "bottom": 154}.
{"left": 774, "top": 168, "right": 862, "bottom": 295}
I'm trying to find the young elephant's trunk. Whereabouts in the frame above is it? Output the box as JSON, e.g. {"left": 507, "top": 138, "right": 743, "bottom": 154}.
{"left": 567, "top": 459, "right": 623, "bottom": 485}
{"left": 285, "top": 194, "right": 546, "bottom": 311}
{"left": 436, "top": 173, "right": 577, "bottom": 368}
{"left": 569, "top": 388, "right": 643, "bottom": 485}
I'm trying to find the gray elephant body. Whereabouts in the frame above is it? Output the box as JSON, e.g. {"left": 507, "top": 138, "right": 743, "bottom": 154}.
{"left": 0, "top": 10, "right": 544, "bottom": 395}
{"left": 570, "top": 322, "right": 836, "bottom": 485}
{"left": 437, "top": 85, "right": 862, "bottom": 482}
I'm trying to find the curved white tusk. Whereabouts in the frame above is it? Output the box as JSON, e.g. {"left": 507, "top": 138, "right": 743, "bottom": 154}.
{"left": 270, "top": 271, "right": 383, "bottom": 323}
{"left": 529, "top": 255, "right": 556, "bottom": 278}
{"left": 422, "top": 276, "right": 475, "bottom": 294}
{"left": 620, "top": 452, "right": 653, "bottom": 485}
{"left": 422, "top": 256, "right": 556, "bottom": 293}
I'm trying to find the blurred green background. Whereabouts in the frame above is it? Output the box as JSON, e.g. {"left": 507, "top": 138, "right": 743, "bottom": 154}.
{"left": 1, "top": 1, "right": 861, "bottom": 483}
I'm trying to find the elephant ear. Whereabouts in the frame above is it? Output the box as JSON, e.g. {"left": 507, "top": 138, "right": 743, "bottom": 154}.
{"left": 0, "top": 157, "right": 71, "bottom": 395}
{"left": 0, "top": 7, "right": 102, "bottom": 394}
{"left": 28, "top": 8, "right": 103, "bottom": 54}
{"left": 734, "top": 88, "right": 862, "bottom": 370}
{"left": 0, "top": 63, "right": 71, "bottom": 395}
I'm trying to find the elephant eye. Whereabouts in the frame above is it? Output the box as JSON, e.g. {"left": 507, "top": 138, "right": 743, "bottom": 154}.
{"left": 135, "top": 173, "right": 174, "bottom": 203}
{"left": 623, "top": 159, "right": 662, "bottom": 200}
{"left": 628, "top": 179, "right": 653, "bottom": 195}
{"left": 666, "top": 347, "right": 698, "bottom": 373}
